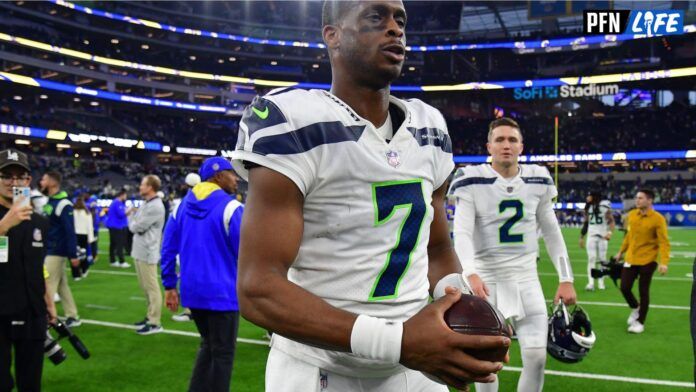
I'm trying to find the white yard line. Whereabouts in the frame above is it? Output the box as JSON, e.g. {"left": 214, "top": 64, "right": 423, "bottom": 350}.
{"left": 504, "top": 366, "right": 693, "bottom": 388}
{"left": 538, "top": 272, "right": 691, "bottom": 282}
{"left": 543, "top": 299, "right": 689, "bottom": 310}
{"left": 80, "top": 319, "right": 692, "bottom": 388}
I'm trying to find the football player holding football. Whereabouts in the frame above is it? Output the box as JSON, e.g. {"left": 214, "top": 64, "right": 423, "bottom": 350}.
{"left": 232, "top": 1, "right": 509, "bottom": 391}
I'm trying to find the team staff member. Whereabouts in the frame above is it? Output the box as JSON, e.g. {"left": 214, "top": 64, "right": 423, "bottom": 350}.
{"left": 39, "top": 171, "right": 81, "bottom": 328}
{"left": 0, "top": 149, "right": 57, "bottom": 392}
{"left": 615, "top": 189, "right": 670, "bottom": 334}
{"left": 129, "top": 175, "right": 166, "bottom": 335}
{"left": 162, "top": 157, "right": 243, "bottom": 392}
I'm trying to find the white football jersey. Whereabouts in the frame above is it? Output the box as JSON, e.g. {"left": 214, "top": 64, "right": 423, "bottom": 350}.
{"left": 449, "top": 164, "right": 558, "bottom": 282}
{"left": 587, "top": 200, "right": 612, "bottom": 237}
{"left": 232, "top": 88, "right": 454, "bottom": 377}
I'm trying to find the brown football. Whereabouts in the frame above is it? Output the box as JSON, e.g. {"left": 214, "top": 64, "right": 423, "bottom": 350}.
{"left": 444, "top": 294, "right": 511, "bottom": 362}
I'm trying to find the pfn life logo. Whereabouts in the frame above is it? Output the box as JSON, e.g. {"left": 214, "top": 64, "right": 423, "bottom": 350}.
{"left": 583, "top": 10, "right": 684, "bottom": 36}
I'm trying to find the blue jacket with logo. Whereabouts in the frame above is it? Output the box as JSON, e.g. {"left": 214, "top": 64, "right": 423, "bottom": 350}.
{"left": 160, "top": 183, "right": 243, "bottom": 311}
{"left": 43, "top": 191, "right": 78, "bottom": 259}
{"left": 105, "top": 198, "right": 128, "bottom": 229}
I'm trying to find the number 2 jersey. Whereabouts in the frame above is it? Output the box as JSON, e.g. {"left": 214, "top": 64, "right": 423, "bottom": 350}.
{"left": 231, "top": 88, "right": 454, "bottom": 376}
{"left": 448, "top": 164, "right": 572, "bottom": 284}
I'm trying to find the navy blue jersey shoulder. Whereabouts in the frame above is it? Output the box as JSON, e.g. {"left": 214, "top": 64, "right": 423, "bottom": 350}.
{"left": 521, "top": 177, "right": 553, "bottom": 185}
{"left": 406, "top": 127, "right": 452, "bottom": 153}
{"left": 448, "top": 176, "right": 497, "bottom": 193}
{"left": 241, "top": 96, "right": 287, "bottom": 136}
{"left": 252, "top": 121, "right": 365, "bottom": 156}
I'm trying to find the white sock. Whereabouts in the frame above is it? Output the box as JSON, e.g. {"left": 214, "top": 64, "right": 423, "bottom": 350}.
{"left": 517, "top": 347, "right": 546, "bottom": 392}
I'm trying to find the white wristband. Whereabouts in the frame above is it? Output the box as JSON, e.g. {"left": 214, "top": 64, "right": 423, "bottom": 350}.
{"left": 433, "top": 272, "right": 472, "bottom": 300}
{"left": 350, "top": 315, "right": 403, "bottom": 364}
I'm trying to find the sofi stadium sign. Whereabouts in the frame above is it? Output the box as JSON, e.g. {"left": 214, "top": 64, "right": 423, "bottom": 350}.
{"left": 514, "top": 84, "right": 619, "bottom": 100}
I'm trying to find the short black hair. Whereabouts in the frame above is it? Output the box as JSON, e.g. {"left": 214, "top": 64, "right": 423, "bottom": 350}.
{"left": 116, "top": 189, "right": 127, "bottom": 197}
{"left": 44, "top": 170, "right": 62, "bottom": 185}
{"left": 638, "top": 188, "right": 655, "bottom": 200}
{"left": 322, "top": 1, "right": 356, "bottom": 27}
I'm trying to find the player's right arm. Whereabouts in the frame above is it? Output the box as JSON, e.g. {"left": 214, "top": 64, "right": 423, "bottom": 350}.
{"left": 579, "top": 210, "right": 588, "bottom": 248}
{"left": 238, "top": 167, "right": 504, "bottom": 387}
{"left": 449, "top": 168, "right": 489, "bottom": 299}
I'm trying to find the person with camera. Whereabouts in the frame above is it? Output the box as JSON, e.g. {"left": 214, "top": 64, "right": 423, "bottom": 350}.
{"left": 0, "top": 149, "right": 57, "bottom": 392}
{"left": 615, "top": 188, "right": 671, "bottom": 334}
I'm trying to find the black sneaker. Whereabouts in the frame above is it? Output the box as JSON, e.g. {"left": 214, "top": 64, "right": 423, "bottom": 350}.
{"left": 136, "top": 324, "right": 163, "bottom": 335}
{"left": 64, "top": 317, "right": 82, "bottom": 328}
{"left": 134, "top": 318, "right": 148, "bottom": 327}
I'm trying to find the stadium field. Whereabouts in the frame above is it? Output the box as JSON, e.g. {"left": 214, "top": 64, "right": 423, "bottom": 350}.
{"left": 42, "top": 228, "right": 694, "bottom": 391}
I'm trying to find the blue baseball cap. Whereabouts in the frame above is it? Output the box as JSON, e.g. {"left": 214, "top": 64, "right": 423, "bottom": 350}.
{"left": 199, "top": 157, "right": 234, "bottom": 181}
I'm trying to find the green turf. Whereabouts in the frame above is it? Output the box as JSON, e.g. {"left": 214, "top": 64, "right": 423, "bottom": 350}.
{"left": 37, "top": 228, "right": 693, "bottom": 391}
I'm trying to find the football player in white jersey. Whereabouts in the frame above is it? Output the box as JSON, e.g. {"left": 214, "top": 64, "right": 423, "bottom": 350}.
{"left": 449, "top": 117, "right": 577, "bottom": 392}
{"left": 579, "top": 191, "right": 614, "bottom": 291}
{"left": 231, "top": 1, "right": 508, "bottom": 391}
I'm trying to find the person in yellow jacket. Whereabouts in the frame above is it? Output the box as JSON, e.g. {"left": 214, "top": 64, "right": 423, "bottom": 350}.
{"left": 615, "top": 188, "right": 670, "bottom": 334}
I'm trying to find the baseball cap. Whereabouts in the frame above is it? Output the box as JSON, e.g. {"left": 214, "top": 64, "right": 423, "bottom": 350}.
{"left": 0, "top": 149, "right": 30, "bottom": 172}
{"left": 199, "top": 157, "right": 234, "bottom": 181}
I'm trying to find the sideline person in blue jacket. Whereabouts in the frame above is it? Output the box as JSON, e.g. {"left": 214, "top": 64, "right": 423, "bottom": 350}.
{"left": 161, "top": 157, "right": 242, "bottom": 392}
{"left": 105, "top": 190, "right": 129, "bottom": 268}
{"left": 39, "top": 171, "right": 81, "bottom": 327}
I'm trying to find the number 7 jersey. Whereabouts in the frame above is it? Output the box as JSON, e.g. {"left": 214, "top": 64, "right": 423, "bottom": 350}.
{"left": 232, "top": 88, "right": 454, "bottom": 320}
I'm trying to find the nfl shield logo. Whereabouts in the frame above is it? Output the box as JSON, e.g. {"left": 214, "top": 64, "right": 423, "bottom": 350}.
{"left": 507, "top": 186, "right": 514, "bottom": 193}
{"left": 386, "top": 150, "right": 401, "bottom": 168}
{"left": 33, "top": 229, "right": 42, "bottom": 242}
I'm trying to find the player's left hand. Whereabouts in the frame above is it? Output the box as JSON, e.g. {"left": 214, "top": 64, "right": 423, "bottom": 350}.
{"left": 554, "top": 282, "right": 576, "bottom": 305}
{"left": 658, "top": 264, "right": 668, "bottom": 275}
{"left": 603, "top": 232, "right": 612, "bottom": 241}
{"left": 578, "top": 237, "right": 585, "bottom": 249}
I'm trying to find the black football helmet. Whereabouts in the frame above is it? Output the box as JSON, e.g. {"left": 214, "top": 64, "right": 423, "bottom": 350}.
{"left": 547, "top": 302, "right": 596, "bottom": 363}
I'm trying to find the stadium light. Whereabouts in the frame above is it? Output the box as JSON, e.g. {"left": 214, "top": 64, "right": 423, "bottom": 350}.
{"left": 4, "top": 32, "right": 695, "bottom": 93}
{"left": 49, "top": 0, "right": 696, "bottom": 53}
{"left": 14, "top": 139, "right": 30, "bottom": 145}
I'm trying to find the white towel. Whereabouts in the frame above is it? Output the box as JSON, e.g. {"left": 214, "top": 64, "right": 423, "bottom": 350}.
{"left": 493, "top": 281, "right": 526, "bottom": 321}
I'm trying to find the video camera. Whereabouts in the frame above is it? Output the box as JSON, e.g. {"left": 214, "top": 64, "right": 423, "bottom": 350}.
{"left": 44, "top": 320, "right": 90, "bottom": 365}
{"left": 590, "top": 256, "right": 623, "bottom": 286}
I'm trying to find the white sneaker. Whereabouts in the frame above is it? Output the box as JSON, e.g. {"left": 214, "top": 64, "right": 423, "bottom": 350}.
{"left": 584, "top": 283, "right": 594, "bottom": 291}
{"left": 172, "top": 312, "right": 193, "bottom": 322}
{"left": 53, "top": 293, "right": 61, "bottom": 303}
{"left": 119, "top": 262, "right": 131, "bottom": 269}
{"left": 598, "top": 281, "right": 606, "bottom": 290}
{"left": 628, "top": 321, "right": 644, "bottom": 334}
{"left": 627, "top": 308, "right": 639, "bottom": 325}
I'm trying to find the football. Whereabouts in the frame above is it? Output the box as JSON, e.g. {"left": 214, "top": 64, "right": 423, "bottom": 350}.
{"left": 444, "top": 294, "right": 511, "bottom": 362}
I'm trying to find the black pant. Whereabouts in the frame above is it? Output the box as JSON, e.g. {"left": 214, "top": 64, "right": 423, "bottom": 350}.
{"left": 70, "top": 234, "right": 91, "bottom": 279}
{"left": 0, "top": 314, "right": 46, "bottom": 392}
{"left": 108, "top": 228, "right": 127, "bottom": 264}
{"left": 620, "top": 261, "right": 658, "bottom": 324}
{"left": 91, "top": 230, "right": 98, "bottom": 261}
{"left": 189, "top": 309, "right": 239, "bottom": 392}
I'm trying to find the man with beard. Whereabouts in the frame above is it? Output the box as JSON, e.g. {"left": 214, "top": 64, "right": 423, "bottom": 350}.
{"left": 232, "top": 1, "right": 508, "bottom": 390}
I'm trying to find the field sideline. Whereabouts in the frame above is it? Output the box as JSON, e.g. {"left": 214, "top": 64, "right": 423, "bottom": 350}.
{"left": 40, "top": 228, "right": 694, "bottom": 391}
